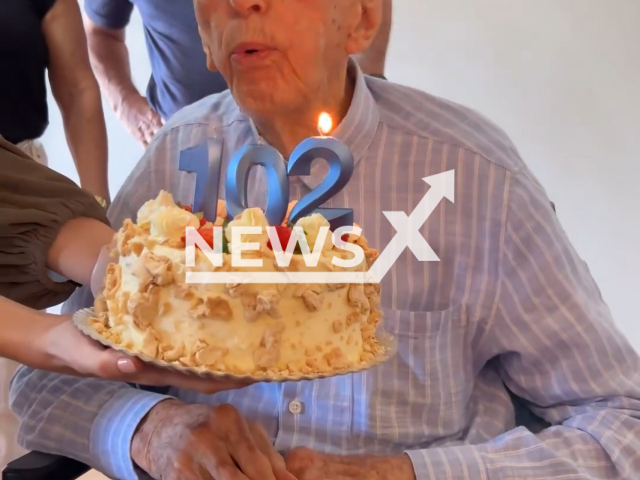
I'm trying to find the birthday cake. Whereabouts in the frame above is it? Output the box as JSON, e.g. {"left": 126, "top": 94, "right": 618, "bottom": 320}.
{"left": 89, "top": 191, "right": 384, "bottom": 377}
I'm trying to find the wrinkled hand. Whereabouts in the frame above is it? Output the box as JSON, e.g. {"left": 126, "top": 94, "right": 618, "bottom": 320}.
{"left": 132, "top": 401, "right": 296, "bottom": 480}
{"left": 285, "top": 448, "right": 416, "bottom": 480}
{"left": 118, "top": 94, "right": 164, "bottom": 147}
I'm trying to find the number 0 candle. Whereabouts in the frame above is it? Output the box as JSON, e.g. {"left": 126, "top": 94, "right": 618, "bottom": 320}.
{"left": 225, "top": 144, "right": 290, "bottom": 225}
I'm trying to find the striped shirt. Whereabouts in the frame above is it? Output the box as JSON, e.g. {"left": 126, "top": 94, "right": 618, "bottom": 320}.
{"left": 10, "top": 61, "right": 640, "bottom": 480}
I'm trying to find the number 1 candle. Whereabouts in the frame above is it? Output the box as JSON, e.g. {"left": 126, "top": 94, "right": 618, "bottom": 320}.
{"left": 178, "top": 139, "right": 223, "bottom": 221}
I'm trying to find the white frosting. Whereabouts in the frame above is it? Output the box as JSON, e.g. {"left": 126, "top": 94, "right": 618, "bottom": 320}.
{"left": 150, "top": 207, "right": 200, "bottom": 243}
{"left": 225, "top": 208, "right": 270, "bottom": 253}
{"left": 137, "top": 191, "right": 176, "bottom": 226}
{"left": 295, "top": 214, "right": 334, "bottom": 252}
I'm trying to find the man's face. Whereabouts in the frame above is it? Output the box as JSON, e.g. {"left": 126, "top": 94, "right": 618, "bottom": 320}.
{"left": 194, "top": 0, "right": 374, "bottom": 116}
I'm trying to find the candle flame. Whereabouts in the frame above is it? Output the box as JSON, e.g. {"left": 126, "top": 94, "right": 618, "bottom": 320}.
{"left": 318, "top": 112, "right": 333, "bottom": 136}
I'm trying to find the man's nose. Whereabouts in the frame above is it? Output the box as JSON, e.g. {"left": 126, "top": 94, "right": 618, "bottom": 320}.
{"left": 229, "top": 0, "right": 266, "bottom": 15}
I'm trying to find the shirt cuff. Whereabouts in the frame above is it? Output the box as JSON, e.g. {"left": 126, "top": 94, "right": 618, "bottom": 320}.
{"left": 405, "top": 444, "right": 490, "bottom": 480}
{"left": 90, "top": 388, "right": 172, "bottom": 480}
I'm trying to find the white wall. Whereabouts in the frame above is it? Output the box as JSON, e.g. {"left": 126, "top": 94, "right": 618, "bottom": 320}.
{"left": 43, "top": 1, "right": 639, "bottom": 347}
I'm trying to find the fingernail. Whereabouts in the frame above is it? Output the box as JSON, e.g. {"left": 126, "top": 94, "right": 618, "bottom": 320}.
{"left": 117, "top": 358, "right": 137, "bottom": 373}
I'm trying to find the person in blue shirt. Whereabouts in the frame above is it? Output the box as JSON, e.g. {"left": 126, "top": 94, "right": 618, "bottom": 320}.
{"left": 84, "top": 0, "right": 392, "bottom": 147}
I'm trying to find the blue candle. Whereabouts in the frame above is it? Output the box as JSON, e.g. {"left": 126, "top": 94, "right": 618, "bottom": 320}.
{"left": 287, "top": 113, "right": 355, "bottom": 230}
{"left": 178, "top": 139, "right": 223, "bottom": 221}
{"left": 225, "top": 144, "right": 290, "bottom": 225}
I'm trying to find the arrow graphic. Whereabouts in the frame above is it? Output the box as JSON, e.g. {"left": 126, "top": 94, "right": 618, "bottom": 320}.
{"left": 186, "top": 170, "right": 455, "bottom": 285}
{"left": 366, "top": 170, "right": 455, "bottom": 283}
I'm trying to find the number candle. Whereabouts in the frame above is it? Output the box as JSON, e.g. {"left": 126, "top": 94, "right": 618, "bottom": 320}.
{"left": 287, "top": 113, "right": 355, "bottom": 230}
{"left": 225, "top": 144, "right": 290, "bottom": 225}
{"left": 178, "top": 139, "right": 223, "bottom": 220}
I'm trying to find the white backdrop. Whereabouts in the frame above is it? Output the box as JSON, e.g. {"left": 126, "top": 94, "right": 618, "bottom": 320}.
{"left": 42, "top": 0, "right": 639, "bottom": 347}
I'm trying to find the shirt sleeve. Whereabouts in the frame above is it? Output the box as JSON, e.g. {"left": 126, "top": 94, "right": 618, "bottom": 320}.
{"left": 10, "top": 367, "right": 170, "bottom": 480}
{"left": 0, "top": 137, "right": 109, "bottom": 310}
{"left": 84, "top": 0, "right": 134, "bottom": 30}
{"left": 405, "top": 170, "right": 640, "bottom": 479}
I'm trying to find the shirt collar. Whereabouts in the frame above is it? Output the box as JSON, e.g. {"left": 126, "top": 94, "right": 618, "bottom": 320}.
{"left": 247, "top": 59, "right": 380, "bottom": 189}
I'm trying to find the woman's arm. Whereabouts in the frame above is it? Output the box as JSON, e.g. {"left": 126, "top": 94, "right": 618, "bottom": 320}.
{"left": 43, "top": 0, "right": 111, "bottom": 203}
{"left": 0, "top": 297, "right": 130, "bottom": 376}
{"left": 0, "top": 136, "right": 109, "bottom": 309}
{"left": 47, "top": 217, "right": 115, "bottom": 287}
{"left": 0, "top": 296, "right": 254, "bottom": 395}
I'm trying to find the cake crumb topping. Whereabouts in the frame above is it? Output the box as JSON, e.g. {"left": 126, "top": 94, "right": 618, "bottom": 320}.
{"left": 257, "top": 290, "right": 281, "bottom": 318}
{"left": 324, "top": 347, "right": 348, "bottom": 369}
{"left": 348, "top": 285, "right": 369, "bottom": 312}
{"left": 254, "top": 323, "right": 285, "bottom": 369}
{"left": 128, "top": 286, "right": 160, "bottom": 331}
{"left": 162, "top": 343, "right": 184, "bottom": 362}
{"left": 196, "top": 345, "right": 228, "bottom": 366}
{"left": 143, "top": 251, "right": 174, "bottom": 285}
{"left": 302, "top": 289, "right": 324, "bottom": 311}
{"left": 141, "top": 329, "right": 159, "bottom": 358}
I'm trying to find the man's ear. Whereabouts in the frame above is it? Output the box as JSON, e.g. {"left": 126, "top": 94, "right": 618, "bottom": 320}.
{"left": 345, "top": 0, "right": 383, "bottom": 56}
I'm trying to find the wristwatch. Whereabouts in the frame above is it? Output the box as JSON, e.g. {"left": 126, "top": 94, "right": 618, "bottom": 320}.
{"left": 94, "top": 195, "right": 108, "bottom": 209}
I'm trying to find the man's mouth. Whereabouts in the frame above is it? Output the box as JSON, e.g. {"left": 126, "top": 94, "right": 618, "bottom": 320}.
{"left": 231, "top": 42, "right": 276, "bottom": 64}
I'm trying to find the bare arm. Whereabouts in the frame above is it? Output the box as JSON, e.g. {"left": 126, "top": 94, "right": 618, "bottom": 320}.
{"left": 84, "top": 17, "right": 136, "bottom": 119}
{"left": 0, "top": 297, "right": 131, "bottom": 377}
{"left": 355, "top": 0, "right": 392, "bottom": 76}
{"left": 43, "top": 0, "right": 110, "bottom": 202}
{"left": 84, "top": 16, "right": 164, "bottom": 146}
{"left": 46, "top": 217, "right": 115, "bottom": 287}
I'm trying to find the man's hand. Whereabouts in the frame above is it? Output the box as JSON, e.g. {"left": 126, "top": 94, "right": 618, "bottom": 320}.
{"left": 285, "top": 448, "right": 416, "bottom": 480}
{"left": 132, "top": 401, "right": 296, "bottom": 480}
{"left": 117, "top": 94, "right": 164, "bottom": 147}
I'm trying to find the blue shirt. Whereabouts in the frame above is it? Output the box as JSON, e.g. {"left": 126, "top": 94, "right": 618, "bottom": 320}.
{"left": 85, "top": 0, "right": 228, "bottom": 120}
{"left": 10, "top": 61, "right": 640, "bottom": 480}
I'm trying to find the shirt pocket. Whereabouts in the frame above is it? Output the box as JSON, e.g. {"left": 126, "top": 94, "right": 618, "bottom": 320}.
{"left": 351, "top": 305, "right": 472, "bottom": 450}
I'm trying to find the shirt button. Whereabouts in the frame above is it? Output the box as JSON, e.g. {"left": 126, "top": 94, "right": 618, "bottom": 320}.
{"left": 288, "top": 400, "right": 303, "bottom": 415}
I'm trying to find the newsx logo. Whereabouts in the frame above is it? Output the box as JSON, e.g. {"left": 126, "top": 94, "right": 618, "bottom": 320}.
{"left": 185, "top": 170, "right": 455, "bottom": 285}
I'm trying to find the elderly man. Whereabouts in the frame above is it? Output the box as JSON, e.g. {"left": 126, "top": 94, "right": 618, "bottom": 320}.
{"left": 10, "top": 0, "right": 640, "bottom": 479}
{"left": 84, "top": 0, "right": 392, "bottom": 147}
